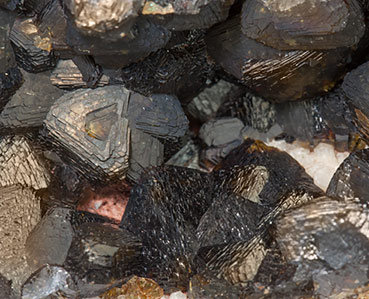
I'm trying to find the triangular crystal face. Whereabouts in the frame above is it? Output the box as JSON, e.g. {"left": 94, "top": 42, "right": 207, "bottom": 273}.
{"left": 85, "top": 104, "right": 118, "bottom": 141}
{"left": 45, "top": 86, "right": 130, "bottom": 179}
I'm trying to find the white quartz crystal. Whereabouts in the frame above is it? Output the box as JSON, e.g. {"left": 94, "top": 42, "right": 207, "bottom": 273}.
{"left": 267, "top": 140, "right": 349, "bottom": 191}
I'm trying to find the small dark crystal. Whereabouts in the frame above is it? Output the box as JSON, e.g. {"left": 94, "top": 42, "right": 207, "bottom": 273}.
{"left": 127, "top": 93, "right": 189, "bottom": 140}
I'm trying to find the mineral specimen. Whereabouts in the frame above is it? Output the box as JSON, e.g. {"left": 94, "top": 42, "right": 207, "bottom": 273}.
{"left": 3, "top": 0, "right": 369, "bottom": 298}
{"left": 275, "top": 198, "right": 369, "bottom": 297}
{"left": 327, "top": 149, "right": 369, "bottom": 203}
{"left": 44, "top": 85, "right": 187, "bottom": 182}
{"left": 64, "top": 222, "right": 142, "bottom": 284}
{"left": 187, "top": 80, "right": 243, "bottom": 123}
{"left": 241, "top": 0, "right": 365, "bottom": 50}
{"left": 120, "top": 30, "right": 214, "bottom": 103}
{"left": 0, "top": 70, "right": 64, "bottom": 133}
{"left": 21, "top": 264, "right": 78, "bottom": 299}
{"left": 10, "top": 17, "right": 57, "bottom": 73}
{"left": 68, "top": 17, "right": 171, "bottom": 69}
{"left": 198, "top": 117, "right": 244, "bottom": 167}
{"left": 25, "top": 207, "right": 74, "bottom": 269}
{"left": 64, "top": 0, "right": 142, "bottom": 38}
{"left": 342, "top": 61, "right": 369, "bottom": 142}
{"left": 50, "top": 59, "right": 109, "bottom": 89}
{"left": 206, "top": 2, "right": 360, "bottom": 102}
{"left": 120, "top": 166, "right": 214, "bottom": 290}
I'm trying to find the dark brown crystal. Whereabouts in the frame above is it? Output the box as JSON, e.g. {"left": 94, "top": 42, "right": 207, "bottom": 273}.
{"left": 206, "top": 16, "right": 352, "bottom": 102}
{"left": 241, "top": 0, "right": 365, "bottom": 50}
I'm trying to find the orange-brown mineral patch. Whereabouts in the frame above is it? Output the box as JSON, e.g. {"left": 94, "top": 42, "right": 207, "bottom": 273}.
{"left": 77, "top": 181, "right": 131, "bottom": 224}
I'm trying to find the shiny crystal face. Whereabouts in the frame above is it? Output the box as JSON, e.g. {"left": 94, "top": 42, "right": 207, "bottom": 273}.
{"left": 85, "top": 104, "right": 118, "bottom": 141}
{"left": 260, "top": 0, "right": 348, "bottom": 33}
{"left": 22, "top": 265, "right": 77, "bottom": 298}
{"left": 68, "top": 0, "right": 140, "bottom": 33}
{"left": 241, "top": 0, "right": 364, "bottom": 51}
{"left": 45, "top": 86, "right": 130, "bottom": 178}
